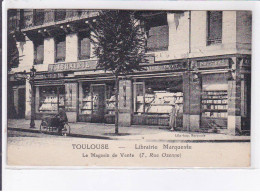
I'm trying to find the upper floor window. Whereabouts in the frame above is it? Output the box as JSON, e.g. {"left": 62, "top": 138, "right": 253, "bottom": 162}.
{"left": 34, "top": 39, "right": 44, "bottom": 65}
{"left": 55, "top": 35, "right": 66, "bottom": 62}
{"left": 55, "top": 10, "right": 66, "bottom": 21}
{"left": 78, "top": 31, "right": 91, "bottom": 60}
{"left": 207, "top": 11, "right": 223, "bottom": 45}
{"left": 145, "top": 13, "right": 169, "bottom": 52}
{"left": 34, "top": 9, "right": 44, "bottom": 26}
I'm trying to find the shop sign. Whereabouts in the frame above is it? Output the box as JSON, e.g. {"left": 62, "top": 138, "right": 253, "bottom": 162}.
{"left": 48, "top": 60, "right": 98, "bottom": 72}
{"left": 143, "top": 62, "right": 186, "bottom": 72}
{"left": 35, "top": 73, "right": 64, "bottom": 80}
{"left": 74, "top": 70, "right": 112, "bottom": 76}
{"left": 197, "top": 59, "right": 229, "bottom": 69}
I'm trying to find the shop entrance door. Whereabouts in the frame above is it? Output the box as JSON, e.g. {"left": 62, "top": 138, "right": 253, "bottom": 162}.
{"left": 18, "top": 88, "right": 26, "bottom": 118}
{"left": 91, "top": 84, "right": 106, "bottom": 123}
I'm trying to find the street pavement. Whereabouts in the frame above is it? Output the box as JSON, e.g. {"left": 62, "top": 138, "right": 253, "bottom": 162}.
{"left": 7, "top": 119, "right": 250, "bottom": 142}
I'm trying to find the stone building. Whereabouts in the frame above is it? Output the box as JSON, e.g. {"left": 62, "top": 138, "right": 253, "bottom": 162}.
{"left": 8, "top": 10, "right": 251, "bottom": 135}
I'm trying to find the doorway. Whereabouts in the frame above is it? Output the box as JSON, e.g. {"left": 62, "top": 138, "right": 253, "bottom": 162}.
{"left": 18, "top": 88, "right": 26, "bottom": 118}
{"left": 91, "top": 84, "right": 106, "bottom": 123}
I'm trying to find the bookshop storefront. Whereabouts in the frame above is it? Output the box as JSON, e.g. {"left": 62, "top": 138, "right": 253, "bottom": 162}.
{"left": 29, "top": 56, "right": 250, "bottom": 135}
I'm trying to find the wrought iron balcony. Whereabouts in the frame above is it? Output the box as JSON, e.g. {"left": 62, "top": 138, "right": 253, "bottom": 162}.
{"left": 21, "top": 9, "right": 98, "bottom": 30}
{"left": 8, "top": 16, "right": 20, "bottom": 33}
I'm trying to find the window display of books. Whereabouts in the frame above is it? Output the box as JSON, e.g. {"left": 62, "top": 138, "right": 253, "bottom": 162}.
{"left": 136, "top": 91, "right": 183, "bottom": 114}
{"left": 202, "top": 90, "right": 228, "bottom": 118}
{"left": 81, "top": 93, "right": 92, "bottom": 114}
{"left": 59, "top": 95, "right": 65, "bottom": 106}
{"left": 106, "top": 95, "right": 116, "bottom": 115}
{"left": 39, "top": 96, "right": 58, "bottom": 112}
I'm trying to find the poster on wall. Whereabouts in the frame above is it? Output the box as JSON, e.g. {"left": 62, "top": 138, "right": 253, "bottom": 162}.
{"left": 4, "top": 1, "right": 252, "bottom": 172}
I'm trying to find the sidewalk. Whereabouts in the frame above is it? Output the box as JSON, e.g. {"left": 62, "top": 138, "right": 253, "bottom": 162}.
{"left": 7, "top": 119, "right": 250, "bottom": 142}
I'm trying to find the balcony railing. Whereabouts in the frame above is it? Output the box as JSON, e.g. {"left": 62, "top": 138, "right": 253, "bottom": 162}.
{"left": 8, "top": 16, "right": 20, "bottom": 32}
{"left": 21, "top": 10, "right": 98, "bottom": 30}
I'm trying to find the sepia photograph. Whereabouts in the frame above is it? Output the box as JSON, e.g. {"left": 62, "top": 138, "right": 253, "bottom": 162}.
{"left": 5, "top": 7, "right": 251, "bottom": 167}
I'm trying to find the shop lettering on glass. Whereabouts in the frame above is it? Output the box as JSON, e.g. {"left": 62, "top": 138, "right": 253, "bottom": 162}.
{"left": 48, "top": 60, "right": 98, "bottom": 72}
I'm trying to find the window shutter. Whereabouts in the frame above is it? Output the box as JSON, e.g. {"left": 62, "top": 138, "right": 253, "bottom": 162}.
{"left": 36, "top": 44, "right": 44, "bottom": 64}
{"left": 78, "top": 31, "right": 91, "bottom": 60}
{"left": 208, "top": 11, "right": 222, "bottom": 44}
{"left": 147, "top": 25, "right": 169, "bottom": 51}
{"left": 56, "top": 38, "right": 66, "bottom": 62}
{"left": 80, "top": 37, "right": 91, "bottom": 59}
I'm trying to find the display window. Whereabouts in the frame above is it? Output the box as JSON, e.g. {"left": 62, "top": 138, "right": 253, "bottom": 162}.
{"left": 105, "top": 84, "right": 116, "bottom": 115}
{"left": 81, "top": 84, "right": 92, "bottom": 115}
{"left": 80, "top": 82, "right": 116, "bottom": 116}
{"left": 134, "top": 77, "right": 183, "bottom": 116}
{"left": 202, "top": 73, "right": 228, "bottom": 118}
{"left": 38, "top": 86, "right": 65, "bottom": 113}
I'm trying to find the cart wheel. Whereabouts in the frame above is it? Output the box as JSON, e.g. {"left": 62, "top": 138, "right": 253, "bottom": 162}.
{"left": 63, "top": 123, "right": 71, "bottom": 136}
{"left": 40, "top": 121, "right": 48, "bottom": 133}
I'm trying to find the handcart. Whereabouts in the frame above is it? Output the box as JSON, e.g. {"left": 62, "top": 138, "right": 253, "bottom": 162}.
{"left": 40, "top": 115, "right": 70, "bottom": 136}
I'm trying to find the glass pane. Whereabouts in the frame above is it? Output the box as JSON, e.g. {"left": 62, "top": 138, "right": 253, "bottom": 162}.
{"left": 38, "top": 86, "right": 58, "bottom": 112}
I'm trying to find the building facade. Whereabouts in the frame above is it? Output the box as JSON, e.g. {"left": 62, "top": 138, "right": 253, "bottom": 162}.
{"left": 8, "top": 10, "right": 252, "bottom": 135}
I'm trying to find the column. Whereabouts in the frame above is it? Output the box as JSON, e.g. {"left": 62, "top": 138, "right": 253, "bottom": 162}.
{"left": 35, "top": 86, "right": 40, "bottom": 116}
{"left": 25, "top": 79, "right": 31, "bottom": 120}
{"left": 118, "top": 79, "right": 132, "bottom": 127}
{"left": 18, "top": 36, "right": 34, "bottom": 68}
{"left": 44, "top": 37, "right": 55, "bottom": 64}
{"left": 183, "top": 72, "right": 190, "bottom": 131}
{"left": 183, "top": 72, "right": 201, "bottom": 131}
{"left": 227, "top": 57, "right": 242, "bottom": 135}
{"left": 13, "top": 87, "right": 19, "bottom": 117}
{"left": 66, "top": 33, "right": 78, "bottom": 62}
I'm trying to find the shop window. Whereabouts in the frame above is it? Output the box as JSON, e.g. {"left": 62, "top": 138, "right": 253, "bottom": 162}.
{"left": 80, "top": 83, "right": 116, "bottom": 115}
{"left": 145, "top": 13, "right": 169, "bottom": 52}
{"left": 78, "top": 31, "right": 91, "bottom": 60}
{"left": 207, "top": 11, "right": 223, "bottom": 45}
{"left": 134, "top": 78, "right": 183, "bottom": 115}
{"left": 105, "top": 84, "right": 116, "bottom": 116}
{"left": 201, "top": 73, "right": 228, "bottom": 119}
{"left": 81, "top": 84, "right": 92, "bottom": 115}
{"left": 38, "top": 86, "right": 65, "bottom": 113}
{"left": 34, "top": 39, "right": 44, "bottom": 65}
{"left": 55, "top": 35, "right": 66, "bottom": 62}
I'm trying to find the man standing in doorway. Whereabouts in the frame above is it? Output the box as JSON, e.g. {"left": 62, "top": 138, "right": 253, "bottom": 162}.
{"left": 169, "top": 105, "right": 176, "bottom": 131}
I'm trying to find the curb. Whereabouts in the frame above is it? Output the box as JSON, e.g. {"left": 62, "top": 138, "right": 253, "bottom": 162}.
{"left": 7, "top": 127, "right": 250, "bottom": 143}
{"left": 7, "top": 127, "right": 113, "bottom": 140}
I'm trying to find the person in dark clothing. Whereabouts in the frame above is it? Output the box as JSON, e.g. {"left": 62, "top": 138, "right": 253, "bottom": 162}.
{"left": 56, "top": 107, "right": 68, "bottom": 133}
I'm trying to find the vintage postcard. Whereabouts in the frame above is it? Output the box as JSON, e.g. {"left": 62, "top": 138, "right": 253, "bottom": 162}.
{"left": 4, "top": 4, "right": 251, "bottom": 167}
